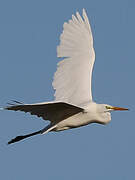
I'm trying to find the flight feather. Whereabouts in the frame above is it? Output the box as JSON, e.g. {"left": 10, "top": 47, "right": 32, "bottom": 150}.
{"left": 53, "top": 9, "right": 95, "bottom": 106}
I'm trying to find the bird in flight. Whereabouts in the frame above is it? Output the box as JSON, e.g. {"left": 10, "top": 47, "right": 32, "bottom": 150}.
{"left": 4, "top": 9, "right": 128, "bottom": 144}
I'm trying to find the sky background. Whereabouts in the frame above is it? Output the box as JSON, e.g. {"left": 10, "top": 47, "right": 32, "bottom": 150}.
{"left": 0, "top": 0, "right": 134, "bottom": 179}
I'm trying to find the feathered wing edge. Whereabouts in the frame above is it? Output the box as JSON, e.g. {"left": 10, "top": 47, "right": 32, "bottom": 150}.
{"left": 4, "top": 101, "right": 83, "bottom": 144}
{"left": 4, "top": 101, "right": 83, "bottom": 122}
{"left": 53, "top": 9, "right": 95, "bottom": 105}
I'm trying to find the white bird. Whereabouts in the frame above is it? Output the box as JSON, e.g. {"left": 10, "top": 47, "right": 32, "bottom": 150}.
{"left": 5, "top": 9, "right": 128, "bottom": 144}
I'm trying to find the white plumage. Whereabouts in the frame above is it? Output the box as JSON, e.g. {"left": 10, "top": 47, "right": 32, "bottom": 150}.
{"left": 4, "top": 9, "right": 128, "bottom": 144}
{"left": 53, "top": 9, "right": 95, "bottom": 105}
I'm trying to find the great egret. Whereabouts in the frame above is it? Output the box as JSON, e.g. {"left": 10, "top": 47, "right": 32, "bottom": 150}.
{"left": 4, "top": 9, "right": 128, "bottom": 144}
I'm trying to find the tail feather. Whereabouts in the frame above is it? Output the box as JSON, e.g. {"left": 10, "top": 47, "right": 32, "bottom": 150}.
{"left": 7, "top": 103, "right": 16, "bottom": 106}
{"left": 11, "top": 100, "right": 24, "bottom": 104}
{"left": 7, "top": 100, "right": 24, "bottom": 106}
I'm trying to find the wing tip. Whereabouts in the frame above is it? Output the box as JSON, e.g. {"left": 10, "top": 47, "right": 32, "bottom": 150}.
{"left": 82, "top": 8, "right": 86, "bottom": 14}
{"left": 76, "top": 8, "right": 87, "bottom": 18}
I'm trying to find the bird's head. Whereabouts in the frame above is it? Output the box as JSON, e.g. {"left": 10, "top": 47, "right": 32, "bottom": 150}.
{"left": 95, "top": 103, "right": 129, "bottom": 124}
{"left": 103, "top": 104, "right": 129, "bottom": 112}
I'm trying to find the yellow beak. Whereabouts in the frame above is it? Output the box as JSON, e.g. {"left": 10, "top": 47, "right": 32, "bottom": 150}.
{"left": 111, "top": 106, "right": 129, "bottom": 111}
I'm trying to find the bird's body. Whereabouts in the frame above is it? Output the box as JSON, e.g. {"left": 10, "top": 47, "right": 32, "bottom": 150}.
{"left": 54, "top": 102, "right": 111, "bottom": 132}
{"left": 4, "top": 9, "right": 128, "bottom": 144}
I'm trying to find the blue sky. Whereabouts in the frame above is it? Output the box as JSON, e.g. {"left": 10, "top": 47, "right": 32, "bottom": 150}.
{"left": 0, "top": 0, "right": 134, "bottom": 179}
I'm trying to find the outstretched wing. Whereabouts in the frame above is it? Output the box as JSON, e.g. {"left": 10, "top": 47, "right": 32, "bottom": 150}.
{"left": 53, "top": 9, "right": 95, "bottom": 106}
{"left": 5, "top": 101, "right": 83, "bottom": 123}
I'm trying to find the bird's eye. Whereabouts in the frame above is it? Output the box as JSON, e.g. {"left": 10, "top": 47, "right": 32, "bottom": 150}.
{"left": 106, "top": 106, "right": 110, "bottom": 109}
